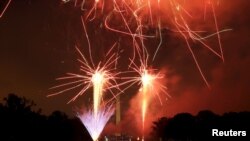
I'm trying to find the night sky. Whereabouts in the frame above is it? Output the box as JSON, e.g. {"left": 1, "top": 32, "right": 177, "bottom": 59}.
{"left": 0, "top": 0, "right": 249, "bottom": 124}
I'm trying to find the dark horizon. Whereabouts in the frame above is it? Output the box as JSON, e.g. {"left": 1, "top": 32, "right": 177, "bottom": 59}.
{"left": 0, "top": 93, "right": 249, "bottom": 141}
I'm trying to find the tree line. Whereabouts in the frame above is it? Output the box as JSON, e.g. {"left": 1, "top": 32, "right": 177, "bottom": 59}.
{"left": 0, "top": 94, "right": 249, "bottom": 141}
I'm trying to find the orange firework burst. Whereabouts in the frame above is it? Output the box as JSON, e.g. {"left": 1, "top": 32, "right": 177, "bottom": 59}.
{"left": 119, "top": 52, "right": 169, "bottom": 137}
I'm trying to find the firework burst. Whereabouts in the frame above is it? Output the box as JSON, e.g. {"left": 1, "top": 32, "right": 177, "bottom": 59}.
{"left": 119, "top": 53, "right": 169, "bottom": 137}
{"left": 48, "top": 44, "right": 121, "bottom": 106}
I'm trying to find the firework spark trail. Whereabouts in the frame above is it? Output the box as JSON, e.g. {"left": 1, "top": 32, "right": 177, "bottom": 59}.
{"left": 153, "top": 20, "right": 163, "bottom": 62}
{"left": 106, "top": 1, "right": 218, "bottom": 72}
{"left": 112, "top": 0, "right": 145, "bottom": 64}
{"left": 78, "top": 104, "right": 115, "bottom": 141}
{"left": 109, "top": 0, "right": 230, "bottom": 87}
{"left": 211, "top": 2, "right": 224, "bottom": 62}
{"left": 85, "top": 1, "right": 98, "bottom": 21}
{"left": 168, "top": 0, "right": 232, "bottom": 87}
{"left": 0, "top": 0, "right": 12, "bottom": 18}
{"left": 169, "top": 1, "right": 211, "bottom": 88}
{"left": 81, "top": 16, "right": 95, "bottom": 69}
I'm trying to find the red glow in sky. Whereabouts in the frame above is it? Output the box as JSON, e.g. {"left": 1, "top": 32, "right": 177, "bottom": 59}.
{"left": 0, "top": 0, "right": 249, "bottom": 123}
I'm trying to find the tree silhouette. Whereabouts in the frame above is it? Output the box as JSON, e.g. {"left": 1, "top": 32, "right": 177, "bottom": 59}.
{"left": 151, "top": 111, "right": 250, "bottom": 141}
{"left": 1, "top": 94, "right": 249, "bottom": 141}
{"left": 0, "top": 93, "right": 92, "bottom": 141}
{"left": 151, "top": 117, "right": 168, "bottom": 141}
{"left": 3, "top": 93, "right": 41, "bottom": 113}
